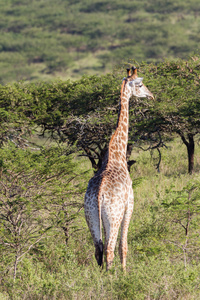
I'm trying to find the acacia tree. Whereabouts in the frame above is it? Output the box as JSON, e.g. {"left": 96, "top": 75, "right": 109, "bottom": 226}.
{"left": 0, "top": 69, "right": 173, "bottom": 173}
{"left": 159, "top": 182, "right": 200, "bottom": 268}
{"left": 1, "top": 58, "right": 200, "bottom": 174}
{"left": 27, "top": 71, "right": 161, "bottom": 172}
{"left": 26, "top": 75, "right": 122, "bottom": 171}
{"left": 132, "top": 57, "right": 200, "bottom": 174}
{"left": 0, "top": 77, "right": 120, "bottom": 171}
{"left": 0, "top": 145, "right": 87, "bottom": 281}
{"left": 0, "top": 83, "right": 33, "bottom": 148}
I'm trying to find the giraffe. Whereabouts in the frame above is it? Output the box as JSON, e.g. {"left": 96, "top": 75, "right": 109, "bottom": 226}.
{"left": 84, "top": 66, "right": 154, "bottom": 271}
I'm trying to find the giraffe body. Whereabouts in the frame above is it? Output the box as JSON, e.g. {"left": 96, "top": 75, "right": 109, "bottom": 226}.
{"left": 84, "top": 67, "right": 154, "bottom": 270}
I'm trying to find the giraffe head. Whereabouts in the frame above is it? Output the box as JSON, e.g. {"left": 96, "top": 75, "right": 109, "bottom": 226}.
{"left": 123, "top": 66, "right": 154, "bottom": 100}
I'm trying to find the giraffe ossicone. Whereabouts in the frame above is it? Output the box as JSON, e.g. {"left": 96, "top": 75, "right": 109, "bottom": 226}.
{"left": 84, "top": 66, "right": 154, "bottom": 271}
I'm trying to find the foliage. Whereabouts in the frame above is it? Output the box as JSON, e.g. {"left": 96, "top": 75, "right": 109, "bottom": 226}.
{"left": 128, "top": 56, "right": 200, "bottom": 173}
{"left": 154, "top": 181, "right": 200, "bottom": 269}
{"left": 0, "top": 74, "right": 122, "bottom": 170}
{"left": 1, "top": 57, "right": 200, "bottom": 173}
{"left": 0, "top": 144, "right": 89, "bottom": 281}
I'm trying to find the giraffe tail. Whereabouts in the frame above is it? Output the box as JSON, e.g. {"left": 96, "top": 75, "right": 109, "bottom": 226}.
{"left": 97, "top": 191, "right": 104, "bottom": 267}
{"left": 96, "top": 239, "right": 104, "bottom": 266}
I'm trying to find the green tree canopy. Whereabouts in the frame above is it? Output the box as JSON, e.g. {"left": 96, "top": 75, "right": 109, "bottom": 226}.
{"left": 1, "top": 57, "right": 200, "bottom": 173}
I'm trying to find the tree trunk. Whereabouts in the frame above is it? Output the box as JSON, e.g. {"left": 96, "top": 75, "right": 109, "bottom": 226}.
{"left": 62, "top": 225, "right": 70, "bottom": 246}
{"left": 180, "top": 133, "right": 195, "bottom": 174}
{"left": 84, "top": 146, "right": 108, "bottom": 173}
{"left": 187, "top": 134, "right": 195, "bottom": 174}
{"left": 126, "top": 143, "right": 136, "bottom": 172}
{"left": 13, "top": 254, "right": 18, "bottom": 282}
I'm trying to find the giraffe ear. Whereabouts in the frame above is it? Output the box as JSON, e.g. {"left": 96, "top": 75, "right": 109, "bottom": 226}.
{"left": 127, "top": 68, "right": 131, "bottom": 77}
{"left": 131, "top": 66, "right": 137, "bottom": 77}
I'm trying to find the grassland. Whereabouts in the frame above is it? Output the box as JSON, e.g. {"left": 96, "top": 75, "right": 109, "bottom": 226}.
{"left": 0, "top": 0, "right": 200, "bottom": 84}
{"left": 1, "top": 137, "right": 200, "bottom": 299}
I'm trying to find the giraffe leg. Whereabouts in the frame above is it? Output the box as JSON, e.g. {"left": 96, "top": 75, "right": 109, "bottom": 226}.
{"left": 105, "top": 222, "right": 122, "bottom": 271}
{"left": 84, "top": 197, "right": 103, "bottom": 267}
{"left": 119, "top": 205, "right": 133, "bottom": 271}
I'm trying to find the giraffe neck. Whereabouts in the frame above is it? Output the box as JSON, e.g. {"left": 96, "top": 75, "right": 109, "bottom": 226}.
{"left": 108, "top": 81, "right": 130, "bottom": 164}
